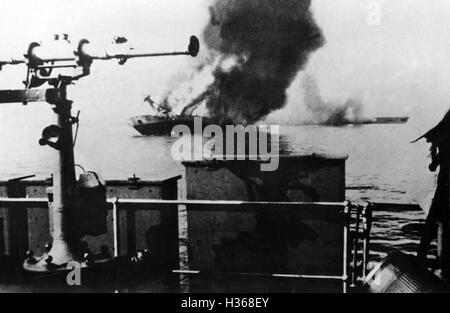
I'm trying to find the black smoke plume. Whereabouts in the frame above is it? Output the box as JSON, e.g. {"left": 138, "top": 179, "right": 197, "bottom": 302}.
{"left": 176, "top": 0, "right": 324, "bottom": 124}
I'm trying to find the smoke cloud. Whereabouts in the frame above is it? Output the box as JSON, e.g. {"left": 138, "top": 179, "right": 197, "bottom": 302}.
{"left": 301, "top": 74, "right": 364, "bottom": 125}
{"left": 162, "top": 0, "right": 324, "bottom": 124}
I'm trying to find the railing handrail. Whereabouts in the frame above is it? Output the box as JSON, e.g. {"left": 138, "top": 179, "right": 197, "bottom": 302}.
{"left": 0, "top": 197, "right": 48, "bottom": 207}
{"left": 110, "top": 198, "right": 348, "bottom": 206}
{"left": 0, "top": 196, "right": 372, "bottom": 292}
{"left": 0, "top": 197, "right": 349, "bottom": 208}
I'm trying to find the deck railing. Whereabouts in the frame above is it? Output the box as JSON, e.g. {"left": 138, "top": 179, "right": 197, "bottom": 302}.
{"left": 0, "top": 197, "right": 371, "bottom": 292}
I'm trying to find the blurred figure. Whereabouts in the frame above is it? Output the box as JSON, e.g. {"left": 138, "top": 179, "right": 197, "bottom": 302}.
{"left": 413, "top": 108, "right": 450, "bottom": 279}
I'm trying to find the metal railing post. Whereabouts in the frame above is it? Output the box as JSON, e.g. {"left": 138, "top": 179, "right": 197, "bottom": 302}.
{"left": 343, "top": 202, "right": 350, "bottom": 293}
{"left": 0, "top": 218, "right": 5, "bottom": 257}
{"left": 112, "top": 198, "right": 120, "bottom": 258}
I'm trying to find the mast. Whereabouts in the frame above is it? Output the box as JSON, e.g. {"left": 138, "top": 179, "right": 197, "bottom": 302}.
{"left": 144, "top": 96, "right": 160, "bottom": 114}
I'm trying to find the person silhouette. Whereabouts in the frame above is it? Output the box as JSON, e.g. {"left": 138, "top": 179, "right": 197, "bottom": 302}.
{"left": 414, "top": 108, "right": 450, "bottom": 279}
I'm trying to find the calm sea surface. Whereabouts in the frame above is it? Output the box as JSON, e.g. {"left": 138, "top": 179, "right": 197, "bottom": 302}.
{"left": 0, "top": 118, "right": 431, "bottom": 263}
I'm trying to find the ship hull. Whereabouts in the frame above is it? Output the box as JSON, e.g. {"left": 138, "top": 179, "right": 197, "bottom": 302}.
{"left": 129, "top": 115, "right": 214, "bottom": 136}
{"left": 359, "top": 117, "right": 409, "bottom": 125}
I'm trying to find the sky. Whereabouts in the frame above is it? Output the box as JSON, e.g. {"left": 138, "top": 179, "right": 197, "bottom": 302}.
{"left": 309, "top": 0, "right": 450, "bottom": 118}
{"left": 1, "top": 0, "right": 450, "bottom": 125}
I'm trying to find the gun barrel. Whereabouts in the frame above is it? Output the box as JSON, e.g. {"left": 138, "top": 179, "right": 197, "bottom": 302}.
{"left": 1, "top": 51, "right": 189, "bottom": 65}
{"left": 0, "top": 59, "right": 26, "bottom": 65}
{"left": 0, "top": 35, "right": 199, "bottom": 71}
{"left": 92, "top": 50, "right": 190, "bottom": 60}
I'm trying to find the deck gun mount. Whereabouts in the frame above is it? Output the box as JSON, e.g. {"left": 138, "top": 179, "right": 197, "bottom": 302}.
{"left": 0, "top": 34, "right": 199, "bottom": 272}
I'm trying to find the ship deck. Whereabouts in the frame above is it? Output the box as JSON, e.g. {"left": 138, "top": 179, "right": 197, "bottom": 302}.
{"left": 0, "top": 195, "right": 372, "bottom": 293}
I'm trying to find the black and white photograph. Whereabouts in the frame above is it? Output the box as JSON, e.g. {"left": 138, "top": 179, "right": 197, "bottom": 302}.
{"left": 0, "top": 0, "right": 449, "bottom": 299}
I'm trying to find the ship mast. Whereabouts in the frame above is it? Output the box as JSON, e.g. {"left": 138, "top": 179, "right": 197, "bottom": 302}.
{"left": 144, "top": 96, "right": 174, "bottom": 117}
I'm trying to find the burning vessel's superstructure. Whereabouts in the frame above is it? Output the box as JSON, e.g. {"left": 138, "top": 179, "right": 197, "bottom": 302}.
{"left": 128, "top": 96, "right": 214, "bottom": 136}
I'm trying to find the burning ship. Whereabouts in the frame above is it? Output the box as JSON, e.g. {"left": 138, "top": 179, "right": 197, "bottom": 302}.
{"left": 128, "top": 96, "right": 213, "bottom": 136}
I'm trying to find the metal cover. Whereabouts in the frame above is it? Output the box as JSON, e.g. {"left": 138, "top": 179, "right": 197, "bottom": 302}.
{"left": 0, "top": 89, "right": 60, "bottom": 104}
